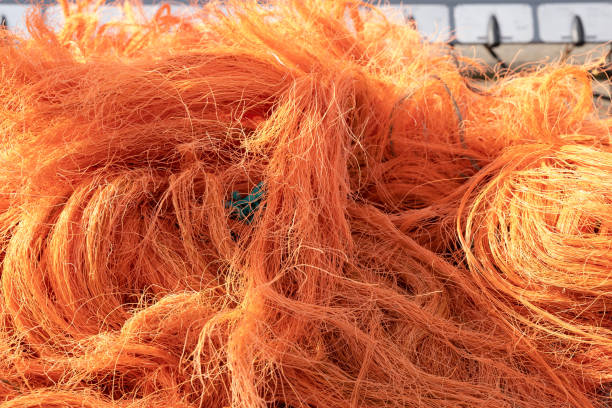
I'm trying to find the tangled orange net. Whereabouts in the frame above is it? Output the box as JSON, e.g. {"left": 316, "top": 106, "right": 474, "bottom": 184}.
{"left": 0, "top": 0, "right": 611, "bottom": 406}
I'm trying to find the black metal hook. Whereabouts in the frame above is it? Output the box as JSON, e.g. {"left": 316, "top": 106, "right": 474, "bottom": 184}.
{"left": 570, "top": 15, "right": 585, "bottom": 46}
{"left": 486, "top": 15, "right": 501, "bottom": 48}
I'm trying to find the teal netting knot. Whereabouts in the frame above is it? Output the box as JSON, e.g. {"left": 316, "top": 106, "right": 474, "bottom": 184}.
{"left": 225, "top": 182, "right": 265, "bottom": 224}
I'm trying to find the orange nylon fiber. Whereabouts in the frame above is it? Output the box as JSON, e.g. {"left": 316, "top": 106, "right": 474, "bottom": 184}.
{"left": 0, "top": 1, "right": 611, "bottom": 407}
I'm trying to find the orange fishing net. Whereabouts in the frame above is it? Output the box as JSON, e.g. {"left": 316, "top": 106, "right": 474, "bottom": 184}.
{"left": 0, "top": 1, "right": 611, "bottom": 407}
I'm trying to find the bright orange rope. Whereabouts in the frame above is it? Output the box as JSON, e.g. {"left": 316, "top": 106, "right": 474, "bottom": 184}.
{"left": 0, "top": 1, "right": 610, "bottom": 407}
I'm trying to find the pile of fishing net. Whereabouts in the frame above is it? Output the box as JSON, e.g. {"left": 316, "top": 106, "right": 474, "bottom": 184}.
{"left": 0, "top": 0, "right": 611, "bottom": 406}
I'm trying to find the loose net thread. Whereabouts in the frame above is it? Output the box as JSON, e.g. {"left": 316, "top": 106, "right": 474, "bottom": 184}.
{"left": 0, "top": 0, "right": 610, "bottom": 407}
